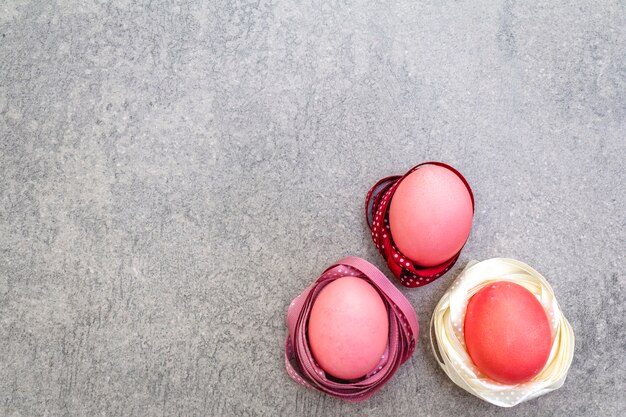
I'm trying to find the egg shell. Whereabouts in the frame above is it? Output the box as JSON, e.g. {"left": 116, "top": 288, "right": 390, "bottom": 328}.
{"left": 464, "top": 281, "right": 552, "bottom": 385}
{"left": 307, "top": 276, "right": 389, "bottom": 380}
{"left": 388, "top": 165, "right": 473, "bottom": 267}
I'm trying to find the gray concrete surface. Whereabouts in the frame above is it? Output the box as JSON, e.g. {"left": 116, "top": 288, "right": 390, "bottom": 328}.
{"left": 1, "top": 1, "right": 625, "bottom": 416}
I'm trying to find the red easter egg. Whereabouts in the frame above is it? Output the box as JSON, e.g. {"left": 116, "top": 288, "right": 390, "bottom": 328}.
{"left": 464, "top": 281, "right": 552, "bottom": 384}
{"left": 388, "top": 165, "right": 473, "bottom": 267}
{"left": 308, "top": 277, "right": 389, "bottom": 380}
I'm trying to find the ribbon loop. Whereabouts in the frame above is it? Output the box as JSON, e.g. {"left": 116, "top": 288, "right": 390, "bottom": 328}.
{"left": 284, "top": 257, "right": 419, "bottom": 402}
{"left": 365, "top": 162, "right": 474, "bottom": 287}
{"left": 430, "top": 258, "right": 575, "bottom": 407}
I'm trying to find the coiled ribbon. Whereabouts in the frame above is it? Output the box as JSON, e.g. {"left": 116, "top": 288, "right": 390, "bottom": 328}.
{"left": 284, "top": 256, "right": 419, "bottom": 402}
{"left": 365, "top": 162, "right": 474, "bottom": 287}
{"left": 430, "top": 258, "right": 575, "bottom": 407}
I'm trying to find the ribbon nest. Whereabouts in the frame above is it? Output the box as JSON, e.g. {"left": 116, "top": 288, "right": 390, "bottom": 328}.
{"left": 284, "top": 256, "right": 419, "bottom": 402}
{"left": 430, "top": 258, "right": 575, "bottom": 407}
{"left": 365, "top": 162, "right": 474, "bottom": 288}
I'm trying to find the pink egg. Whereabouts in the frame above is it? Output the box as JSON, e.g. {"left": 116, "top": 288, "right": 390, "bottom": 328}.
{"left": 388, "top": 165, "right": 473, "bottom": 266}
{"left": 464, "top": 281, "right": 552, "bottom": 384}
{"left": 308, "top": 277, "right": 389, "bottom": 380}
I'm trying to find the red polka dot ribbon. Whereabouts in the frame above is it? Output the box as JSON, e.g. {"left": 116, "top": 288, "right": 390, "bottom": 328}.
{"left": 365, "top": 162, "right": 474, "bottom": 288}
{"left": 284, "top": 256, "right": 419, "bottom": 402}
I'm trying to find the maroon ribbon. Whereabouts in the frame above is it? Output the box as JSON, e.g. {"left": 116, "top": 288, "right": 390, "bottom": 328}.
{"left": 284, "top": 256, "right": 419, "bottom": 402}
{"left": 365, "top": 162, "right": 475, "bottom": 288}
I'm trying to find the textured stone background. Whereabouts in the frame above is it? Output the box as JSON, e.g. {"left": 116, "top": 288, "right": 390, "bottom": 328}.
{"left": 1, "top": 1, "right": 625, "bottom": 416}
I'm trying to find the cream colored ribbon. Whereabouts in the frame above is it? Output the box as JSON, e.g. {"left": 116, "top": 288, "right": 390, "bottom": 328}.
{"left": 430, "top": 258, "right": 575, "bottom": 407}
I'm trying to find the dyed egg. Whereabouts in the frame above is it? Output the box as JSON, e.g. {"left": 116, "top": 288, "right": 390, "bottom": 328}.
{"left": 464, "top": 281, "right": 552, "bottom": 384}
{"left": 388, "top": 165, "right": 473, "bottom": 267}
{"left": 308, "top": 277, "right": 389, "bottom": 380}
